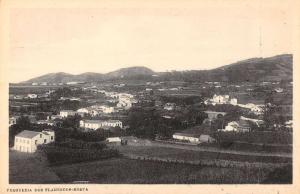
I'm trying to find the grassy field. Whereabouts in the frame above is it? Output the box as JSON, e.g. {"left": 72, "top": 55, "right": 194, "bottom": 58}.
{"left": 10, "top": 148, "right": 292, "bottom": 184}
{"left": 52, "top": 158, "right": 276, "bottom": 184}
{"left": 115, "top": 145, "right": 292, "bottom": 164}
{"left": 9, "top": 150, "right": 61, "bottom": 184}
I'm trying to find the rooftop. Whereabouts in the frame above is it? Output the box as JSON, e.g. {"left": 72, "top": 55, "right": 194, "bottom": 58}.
{"left": 82, "top": 119, "right": 121, "bottom": 124}
{"left": 15, "top": 130, "right": 40, "bottom": 139}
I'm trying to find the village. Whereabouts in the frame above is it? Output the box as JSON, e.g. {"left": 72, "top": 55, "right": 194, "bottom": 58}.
{"left": 9, "top": 78, "right": 293, "bottom": 184}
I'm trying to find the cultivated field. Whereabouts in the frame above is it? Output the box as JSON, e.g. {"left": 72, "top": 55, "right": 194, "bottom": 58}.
{"left": 9, "top": 150, "right": 61, "bottom": 184}
{"left": 115, "top": 145, "right": 292, "bottom": 164}
{"left": 52, "top": 158, "right": 279, "bottom": 184}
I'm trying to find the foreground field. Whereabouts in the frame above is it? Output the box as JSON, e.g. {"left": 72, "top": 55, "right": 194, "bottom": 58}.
{"left": 10, "top": 148, "right": 292, "bottom": 184}
{"left": 52, "top": 158, "right": 281, "bottom": 184}
{"left": 9, "top": 150, "right": 61, "bottom": 184}
{"left": 114, "top": 145, "right": 292, "bottom": 164}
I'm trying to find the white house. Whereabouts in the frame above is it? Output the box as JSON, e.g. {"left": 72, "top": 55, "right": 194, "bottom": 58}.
{"left": 172, "top": 133, "right": 215, "bottom": 144}
{"left": 274, "top": 88, "right": 284, "bottom": 93}
{"left": 164, "top": 103, "right": 176, "bottom": 111}
{"left": 47, "top": 115, "right": 63, "bottom": 120}
{"left": 230, "top": 98, "right": 238, "bottom": 105}
{"left": 36, "top": 120, "right": 56, "bottom": 126}
{"left": 223, "top": 120, "right": 251, "bottom": 133}
{"left": 240, "top": 116, "right": 264, "bottom": 127}
{"left": 77, "top": 108, "right": 89, "bottom": 114}
{"left": 66, "top": 82, "right": 78, "bottom": 85}
{"left": 80, "top": 120, "right": 123, "bottom": 130}
{"left": 212, "top": 94, "right": 229, "bottom": 104}
{"left": 99, "top": 105, "right": 115, "bottom": 114}
{"left": 238, "top": 103, "right": 264, "bottom": 115}
{"left": 9, "top": 117, "right": 18, "bottom": 126}
{"left": 13, "top": 129, "right": 55, "bottom": 153}
{"left": 60, "top": 110, "right": 77, "bottom": 118}
{"left": 106, "top": 137, "right": 122, "bottom": 143}
{"left": 285, "top": 120, "right": 293, "bottom": 129}
{"left": 27, "top": 94, "right": 38, "bottom": 99}
{"left": 172, "top": 133, "right": 200, "bottom": 143}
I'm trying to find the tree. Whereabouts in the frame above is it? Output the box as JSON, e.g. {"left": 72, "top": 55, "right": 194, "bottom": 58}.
{"left": 9, "top": 116, "right": 32, "bottom": 147}
{"left": 61, "top": 115, "right": 81, "bottom": 129}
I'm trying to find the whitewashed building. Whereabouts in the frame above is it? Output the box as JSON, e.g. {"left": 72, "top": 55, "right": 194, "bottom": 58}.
{"left": 230, "top": 98, "right": 238, "bottom": 105}
{"left": 13, "top": 129, "right": 55, "bottom": 153}
{"left": 60, "top": 110, "right": 77, "bottom": 118}
{"left": 238, "top": 103, "right": 264, "bottom": 115}
{"left": 164, "top": 103, "right": 176, "bottom": 111}
{"left": 27, "top": 94, "right": 38, "bottom": 99}
{"left": 77, "top": 108, "right": 89, "bottom": 114}
{"left": 9, "top": 117, "right": 18, "bottom": 126}
{"left": 106, "top": 137, "right": 122, "bottom": 143}
{"left": 80, "top": 120, "right": 123, "bottom": 130}
{"left": 172, "top": 133, "right": 200, "bottom": 143}
{"left": 222, "top": 120, "right": 251, "bottom": 133}
{"left": 172, "top": 133, "right": 215, "bottom": 144}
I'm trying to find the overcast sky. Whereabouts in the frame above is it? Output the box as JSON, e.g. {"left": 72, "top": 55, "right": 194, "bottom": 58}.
{"left": 7, "top": 0, "right": 293, "bottom": 83}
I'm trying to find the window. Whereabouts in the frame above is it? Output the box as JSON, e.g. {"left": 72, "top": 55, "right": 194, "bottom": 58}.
{"left": 35, "top": 140, "right": 37, "bottom": 145}
{"left": 51, "top": 136, "right": 53, "bottom": 140}
{"left": 40, "top": 134, "right": 42, "bottom": 138}
{"left": 44, "top": 139, "right": 47, "bottom": 143}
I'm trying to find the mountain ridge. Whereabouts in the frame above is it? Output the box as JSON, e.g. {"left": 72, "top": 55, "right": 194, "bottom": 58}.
{"left": 20, "top": 54, "right": 292, "bottom": 83}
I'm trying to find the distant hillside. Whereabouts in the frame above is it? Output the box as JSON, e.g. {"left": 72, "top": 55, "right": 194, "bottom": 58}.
{"left": 24, "top": 72, "right": 103, "bottom": 83}
{"left": 216, "top": 54, "right": 292, "bottom": 82}
{"left": 22, "top": 66, "right": 154, "bottom": 83}
{"left": 24, "top": 72, "right": 76, "bottom": 83}
{"left": 21, "top": 54, "right": 292, "bottom": 83}
{"left": 160, "top": 54, "right": 292, "bottom": 83}
{"left": 106, "top": 66, "right": 155, "bottom": 78}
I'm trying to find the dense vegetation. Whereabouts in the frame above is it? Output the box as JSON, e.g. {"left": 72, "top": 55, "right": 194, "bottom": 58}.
{"left": 39, "top": 139, "right": 119, "bottom": 165}
{"left": 214, "top": 131, "right": 292, "bottom": 145}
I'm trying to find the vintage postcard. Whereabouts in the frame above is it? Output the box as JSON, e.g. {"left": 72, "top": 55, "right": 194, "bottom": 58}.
{"left": 0, "top": 0, "right": 299, "bottom": 193}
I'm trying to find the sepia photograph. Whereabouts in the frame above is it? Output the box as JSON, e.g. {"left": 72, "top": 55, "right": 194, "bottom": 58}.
{"left": 1, "top": 0, "right": 299, "bottom": 193}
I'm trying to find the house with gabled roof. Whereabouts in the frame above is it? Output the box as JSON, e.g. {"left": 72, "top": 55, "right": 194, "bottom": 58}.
{"left": 172, "top": 125, "right": 215, "bottom": 144}
{"left": 13, "top": 129, "right": 55, "bottom": 153}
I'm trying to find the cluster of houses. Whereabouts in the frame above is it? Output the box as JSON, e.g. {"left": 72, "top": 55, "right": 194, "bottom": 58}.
{"left": 170, "top": 110, "right": 266, "bottom": 144}
{"left": 84, "top": 88, "right": 137, "bottom": 110}
{"left": 77, "top": 105, "right": 117, "bottom": 116}
{"left": 31, "top": 82, "right": 85, "bottom": 86}
{"left": 10, "top": 90, "right": 55, "bottom": 100}
{"left": 205, "top": 94, "right": 264, "bottom": 115}
{"left": 205, "top": 94, "right": 238, "bottom": 106}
